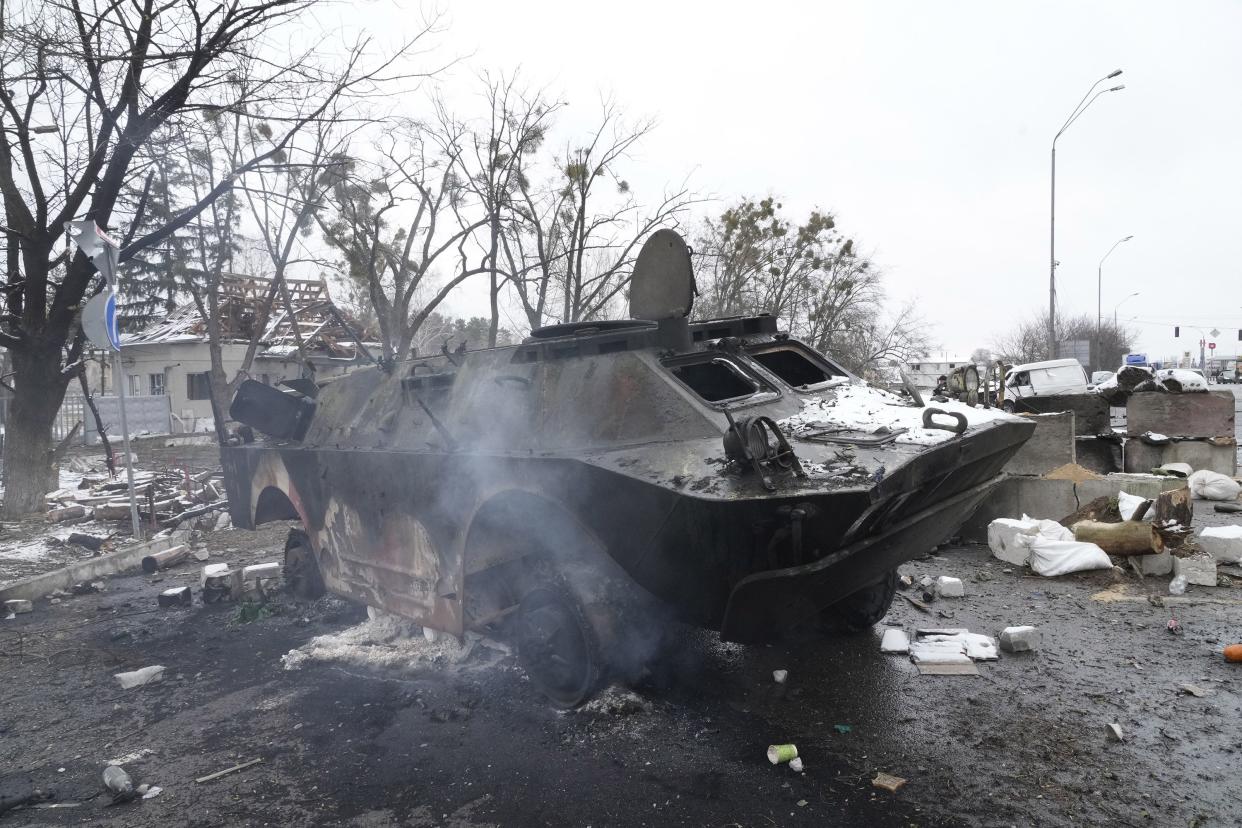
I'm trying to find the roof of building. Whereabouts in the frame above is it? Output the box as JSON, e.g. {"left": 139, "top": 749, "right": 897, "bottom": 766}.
{"left": 123, "top": 275, "right": 371, "bottom": 362}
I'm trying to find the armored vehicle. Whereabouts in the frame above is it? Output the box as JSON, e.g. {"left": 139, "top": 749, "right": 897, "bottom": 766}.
{"left": 221, "top": 230, "right": 1033, "bottom": 706}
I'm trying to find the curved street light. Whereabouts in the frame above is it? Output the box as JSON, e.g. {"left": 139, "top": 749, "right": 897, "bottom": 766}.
{"left": 1048, "top": 69, "right": 1124, "bottom": 357}
{"left": 1113, "top": 291, "right": 1139, "bottom": 326}
{"left": 1096, "top": 235, "right": 1134, "bottom": 371}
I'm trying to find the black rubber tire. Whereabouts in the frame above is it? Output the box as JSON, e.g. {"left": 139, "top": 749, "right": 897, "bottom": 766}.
{"left": 284, "top": 528, "right": 326, "bottom": 601}
{"left": 822, "top": 569, "right": 899, "bottom": 633}
{"left": 515, "top": 585, "right": 602, "bottom": 708}
{"left": 1001, "top": 400, "right": 1015, "bottom": 414}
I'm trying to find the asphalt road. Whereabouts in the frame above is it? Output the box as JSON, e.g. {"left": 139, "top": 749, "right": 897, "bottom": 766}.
{"left": 3, "top": 508, "right": 1242, "bottom": 827}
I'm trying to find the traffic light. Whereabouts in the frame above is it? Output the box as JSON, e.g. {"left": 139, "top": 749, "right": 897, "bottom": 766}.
{"left": 1174, "top": 326, "right": 1180, "bottom": 337}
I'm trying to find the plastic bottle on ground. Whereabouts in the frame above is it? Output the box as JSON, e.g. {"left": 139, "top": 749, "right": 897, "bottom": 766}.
{"left": 1169, "top": 574, "right": 1188, "bottom": 596}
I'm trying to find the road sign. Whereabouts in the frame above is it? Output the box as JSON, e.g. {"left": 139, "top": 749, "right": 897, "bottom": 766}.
{"left": 1211, "top": 328, "right": 1221, "bottom": 338}
{"left": 1209, "top": 342, "right": 1217, "bottom": 350}
{"left": 81, "top": 292, "right": 121, "bottom": 351}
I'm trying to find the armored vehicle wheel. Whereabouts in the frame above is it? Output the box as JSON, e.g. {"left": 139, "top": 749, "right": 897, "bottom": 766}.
{"left": 284, "top": 529, "right": 326, "bottom": 601}
{"left": 821, "top": 568, "right": 898, "bottom": 633}
{"left": 515, "top": 585, "right": 602, "bottom": 708}
{"left": 1001, "top": 399, "right": 1015, "bottom": 413}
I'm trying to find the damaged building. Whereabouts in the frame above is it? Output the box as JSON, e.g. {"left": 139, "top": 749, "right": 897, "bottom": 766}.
{"left": 115, "top": 275, "right": 372, "bottom": 433}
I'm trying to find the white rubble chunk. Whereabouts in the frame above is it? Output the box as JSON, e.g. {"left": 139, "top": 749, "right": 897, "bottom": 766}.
{"left": 200, "top": 563, "right": 230, "bottom": 586}
{"left": 1026, "top": 537, "right": 1112, "bottom": 577}
{"left": 962, "top": 633, "right": 998, "bottom": 661}
{"left": 1135, "top": 551, "right": 1173, "bottom": 576}
{"left": 4, "top": 599, "right": 33, "bottom": 615}
{"left": 114, "top": 665, "right": 165, "bottom": 689}
{"left": 1173, "top": 552, "right": 1217, "bottom": 587}
{"left": 909, "top": 640, "right": 972, "bottom": 665}
{"left": 242, "top": 562, "right": 281, "bottom": 580}
{"left": 1198, "top": 525, "right": 1242, "bottom": 564}
{"left": 934, "top": 576, "right": 964, "bottom": 598}
{"left": 999, "top": 626, "right": 1041, "bottom": 652}
{"left": 879, "top": 628, "right": 910, "bottom": 654}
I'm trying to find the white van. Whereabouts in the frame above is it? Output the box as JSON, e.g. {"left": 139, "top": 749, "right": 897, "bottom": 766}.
{"left": 1002, "top": 358, "right": 1089, "bottom": 411}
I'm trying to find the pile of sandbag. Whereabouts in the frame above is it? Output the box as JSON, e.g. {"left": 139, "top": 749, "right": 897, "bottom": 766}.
{"left": 1187, "top": 469, "right": 1242, "bottom": 502}
{"left": 987, "top": 515, "right": 1112, "bottom": 575}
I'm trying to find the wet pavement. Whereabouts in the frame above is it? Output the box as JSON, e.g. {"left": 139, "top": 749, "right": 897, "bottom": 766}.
{"left": 3, "top": 510, "right": 1242, "bottom": 826}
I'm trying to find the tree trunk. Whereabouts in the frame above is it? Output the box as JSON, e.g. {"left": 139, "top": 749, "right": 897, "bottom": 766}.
{"left": 2, "top": 349, "right": 71, "bottom": 516}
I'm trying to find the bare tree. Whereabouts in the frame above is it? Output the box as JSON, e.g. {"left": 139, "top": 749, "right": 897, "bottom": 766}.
{"left": 993, "top": 310, "right": 1135, "bottom": 367}
{"left": 319, "top": 118, "right": 496, "bottom": 362}
{"left": 504, "top": 102, "right": 699, "bottom": 329}
{"left": 695, "top": 198, "right": 927, "bottom": 374}
{"left": 0, "top": 0, "right": 429, "bottom": 514}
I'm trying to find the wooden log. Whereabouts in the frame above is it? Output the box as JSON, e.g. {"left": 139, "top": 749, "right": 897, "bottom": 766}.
{"left": 1058, "top": 495, "right": 1122, "bottom": 528}
{"left": 1071, "top": 520, "right": 1162, "bottom": 556}
{"left": 141, "top": 544, "right": 189, "bottom": 574}
{"left": 46, "top": 505, "right": 87, "bottom": 523}
{"left": 1152, "top": 486, "right": 1193, "bottom": 528}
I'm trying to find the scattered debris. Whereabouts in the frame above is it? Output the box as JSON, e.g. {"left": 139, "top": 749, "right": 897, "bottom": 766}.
{"left": 872, "top": 772, "right": 907, "bottom": 793}
{"left": 195, "top": 757, "right": 263, "bottom": 784}
{"left": 67, "top": 532, "right": 106, "bottom": 551}
{"left": 141, "top": 544, "right": 189, "bottom": 573}
{"left": 141, "top": 785, "right": 163, "bottom": 800}
{"left": 1169, "top": 575, "right": 1187, "bottom": 595}
{"left": 934, "top": 576, "right": 964, "bottom": 598}
{"left": 999, "top": 625, "right": 1040, "bottom": 653}
{"left": 772, "top": 669, "right": 788, "bottom": 684}
{"left": 1106, "top": 723, "right": 1125, "bottom": 742}
{"left": 157, "top": 586, "right": 192, "bottom": 608}
{"left": 833, "top": 724, "right": 852, "bottom": 735}
{"left": 1180, "top": 683, "right": 1210, "bottom": 698}
{"left": 1043, "top": 463, "right": 1102, "bottom": 482}
{"left": 898, "top": 593, "right": 932, "bottom": 613}
{"left": 1224, "top": 644, "right": 1242, "bottom": 663}
{"left": 102, "top": 765, "right": 135, "bottom": 803}
{"left": 1199, "top": 525, "right": 1242, "bottom": 563}
{"left": 767, "top": 744, "right": 798, "bottom": 765}
{"left": 114, "top": 665, "right": 165, "bottom": 689}
{"left": 789, "top": 757, "right": 804, "bottom": 772}
{"left": 880, "top": 628, "right": 910, "bottom": 654}
{"left": 1172, "top": 552, "right": 1217, "bottom": 587}
{"left": 4, "top": 599, "right": 33, "bottom": 615}
{"left": 1167, "top": 617, "right": 1182, "bottom": 635}
{"left": 579, "top": 687, "right": 651, "bottom": 716}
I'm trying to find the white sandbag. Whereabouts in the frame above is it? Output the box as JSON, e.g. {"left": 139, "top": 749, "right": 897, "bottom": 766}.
{"left": 1021, "top": 515, "right": 1075, "bottom": 542}
{"left": 1026, "top": 537, "right": 1112, "bottom": 577}
{"left": 1117, "top": 491, "right": 1154, "bottom": 522}
{"left": 1187, "top": 469, "right": 1242, "bottom": 502}
{"left": 988, "top": 518, "right": 1036, "bottom": 565}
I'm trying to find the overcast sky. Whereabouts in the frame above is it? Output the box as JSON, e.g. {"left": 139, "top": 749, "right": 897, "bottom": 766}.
{"left": 344, "top": 0, "right": 1242, "bottom": 361}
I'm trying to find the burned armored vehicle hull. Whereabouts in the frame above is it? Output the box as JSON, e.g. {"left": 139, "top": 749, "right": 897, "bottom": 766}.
{"left": 222, "top": 231, "right": 1033, "bottom": 705}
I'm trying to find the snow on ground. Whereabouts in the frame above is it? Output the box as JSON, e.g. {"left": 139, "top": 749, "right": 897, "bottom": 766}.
{"left": 281, "top": 610, "right": 510, "bottom": 674}
{"left": 779, "top": 382, "right": 1014, "bottom": 447}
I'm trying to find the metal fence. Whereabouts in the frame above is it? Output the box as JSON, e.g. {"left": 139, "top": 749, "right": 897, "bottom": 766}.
{"left": 0, "top": 393, "right": 172, "bottom": 449}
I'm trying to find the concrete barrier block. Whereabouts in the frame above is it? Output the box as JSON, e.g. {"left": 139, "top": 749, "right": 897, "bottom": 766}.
{"left": 1013, "top": 394, "right": 1109, "bottom": 435}
{"left": 962, "top": 477, "right": 1077, "bottom": 542}
{"left": 1173, "top": 552, "right": 1217, "bottom": 586}
{"left": 1199, "top": 526, "right": 1242, "bottom": 564}
{"left": 1075, "top": 474, "right": 1187, "bottom": 504}
{"left": 1005, "top": 412, "right": 1076, "bottom": 476}
{"left": 1075, "top": 437, "right": 1122, "bottom": 475}
{"left": 1126, "top": 391, "right": 1235, "bottom": 439}
{"left": 1123, "top": 439, "right": 1237, "bottom": 477}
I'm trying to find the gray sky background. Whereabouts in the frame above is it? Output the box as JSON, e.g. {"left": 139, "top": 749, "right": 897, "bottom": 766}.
{"left": 341, "top": 0, "right": 1242, "bottom": 361}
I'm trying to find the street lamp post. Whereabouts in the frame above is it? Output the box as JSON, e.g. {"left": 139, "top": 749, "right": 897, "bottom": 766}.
{"left": 1049, "top": 69, "right": 1125, "bottom": 358}
{"left": 1096, "top": 235, "right": 1134, "bottom": 371}
{"left": 1112, "top": 291, "right": 1139, "bottom": 327}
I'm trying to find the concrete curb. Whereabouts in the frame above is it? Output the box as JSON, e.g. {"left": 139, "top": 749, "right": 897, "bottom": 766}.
{"left": 0, "top": 536, "right": 175, "bottom": 602}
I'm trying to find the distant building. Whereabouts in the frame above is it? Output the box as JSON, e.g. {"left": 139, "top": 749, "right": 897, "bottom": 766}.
{"left": 902, "top": 353, "right": 975, "bottom": 390}
{"left": 115, "top": 275, "right": 371, "bottom": 433}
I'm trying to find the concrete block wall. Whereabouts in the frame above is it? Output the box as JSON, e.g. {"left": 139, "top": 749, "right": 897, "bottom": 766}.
{"left": 1126, "top": 391, "right": 1235, "bottom": 439}
{"left": 1005, "top": 412, "right": 1076, "bottom": 476}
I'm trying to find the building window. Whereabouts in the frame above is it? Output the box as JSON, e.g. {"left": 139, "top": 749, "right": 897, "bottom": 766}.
{"left": 148, "top": 373, "right": 165, "bottom": 396}
{"left": 187, "top": 372, "right": 213, "bottom": 400}
{"left": 128, "top": 374, "right": 142, "bottom": 396}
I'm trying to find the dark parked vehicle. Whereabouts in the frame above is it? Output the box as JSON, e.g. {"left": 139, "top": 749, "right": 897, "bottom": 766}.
{"left": 221, "top": 230, "right": 1034, "bottom": 705}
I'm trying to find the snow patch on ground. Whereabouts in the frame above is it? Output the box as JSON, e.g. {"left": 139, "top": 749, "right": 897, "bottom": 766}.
{"left": 779, "top": 383, "right": 1012, "bottom": 447}
{"left": 281, "top": 612, "right": 508, "bottom": 674}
